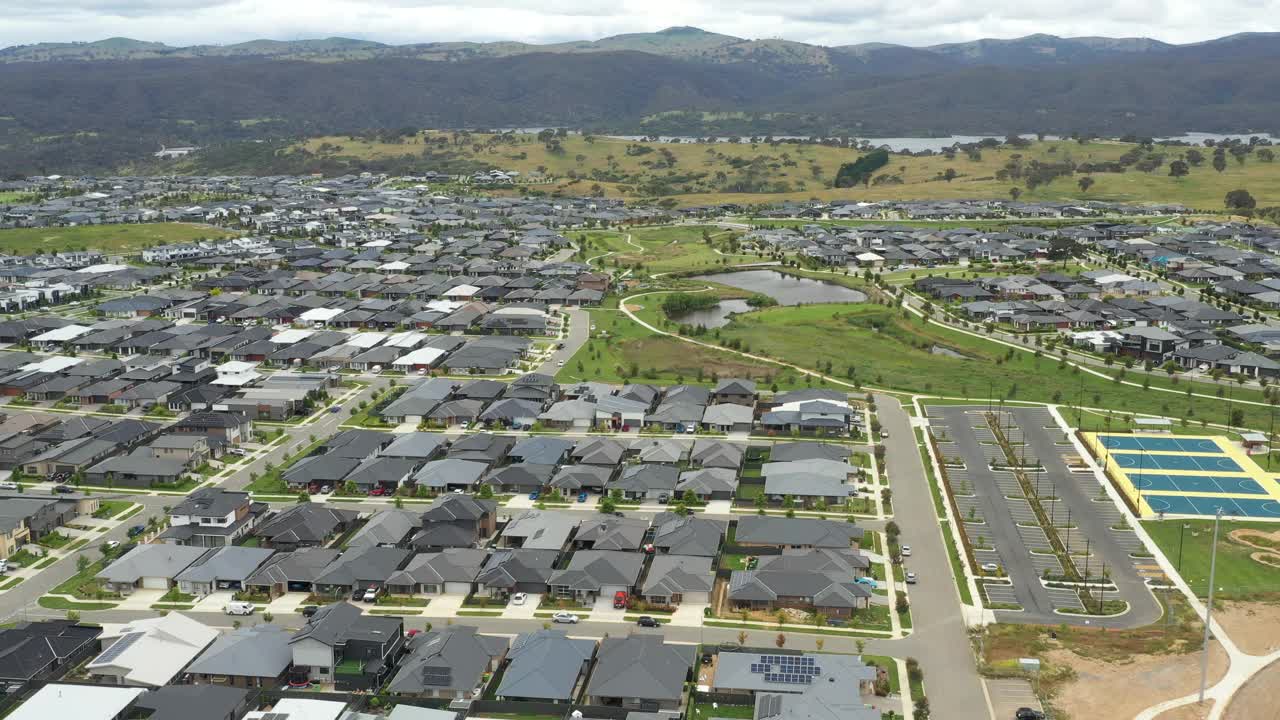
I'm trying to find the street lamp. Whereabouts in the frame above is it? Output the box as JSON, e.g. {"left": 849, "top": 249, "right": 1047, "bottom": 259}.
{"left": 1199, "top": 508, "right": 1224, "bottom": 705}
{"left": 1177, "top": 522, "right": 1191, "bottom": 571}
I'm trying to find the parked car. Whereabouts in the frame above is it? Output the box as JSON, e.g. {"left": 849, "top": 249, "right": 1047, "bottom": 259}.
{"left": 551, "top": 611, "right": 579, "bottom": 624}
{"left": 224, "top": 601, "right": 255, "bottom": 616}
{"left": 557, "top": 360, "right": 566, "bottom": 367}
{"left": 127, "top": 525, "right": 146, "bottom": 538}
{"left": 701, "top": 653, "right": 713, "bottom": 665}
{"left": 362, "top": 588, "right": 378, "bottom": 603}
{"left": 104, "top": 540, "right": 120, "bottom": 551}
{"left": 613, "top": 590, "right": 628, "bottom": 609}
{"left": 329, "top": 406, "right": 340, "bottom": 414}
{"left": 855, "top": 577, "right": 877, "bottom": 588}
{"left": 370, "top": 487, "right": 384, "bottom": 496}
{"left": 905, "top": 571, "right": 918, "bottom": 584}
{"left": 320, "top": 485, "right": 332, "bottom": 494}
{"left": 656, "top": 492, "right": 670, "bottom": 504}
{"left": 901, "top": 545, "right": 912, "bottom": 557}
{"left": 528, "top": 490, "right": 540, "bottom": 500}
{"left": 227, "top": 448, "right": 247, "bottom": 456}
{"left": 511, "top": 592, "right": 527, "bottom": 606}
{"left": 1014, "top": 709, "right": 1046, "bottom": 720}
{"left": 636, "top": 615, "right": 660, "bottom": 628}
{"left": 577, "top": 491, "right": 588, "bottom": 503}
{"left": 0, "top": 481, "right": 18, "bottom": 490}
{"left": 981, "top": 563, "right": 1001, "bottom": 574}
{"left": 52, "top": 485, "right": 74, "bottom": 494}
{"left": 300, "top": 605, "right": 319, "bottom": 617}
{"left": 351, "top": 588, "right": 364, "bottom": 601}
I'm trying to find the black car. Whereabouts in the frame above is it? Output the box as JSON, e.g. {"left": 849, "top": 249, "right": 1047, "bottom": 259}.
{"left": 52, "top": 485, "right": 75, "bottom": 494}
{"left": 1014, "top": 709, "right": 1045, "bottom": 720}
{"left": 636, "top": 616, "right": 660, "bottom": 628}
{"left": 127, "top": 525, "right": 146, "bottom": 537}
{"left": 300, "top": 605, "right": 319, "bottom": 618}
{"left": 351, "top": 588, "right": 363, "bottom": 601}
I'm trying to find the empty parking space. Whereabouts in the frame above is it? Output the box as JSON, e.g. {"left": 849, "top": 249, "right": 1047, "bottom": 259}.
{"left": 1046, "top": 586, "right": 1085, "bottom": 611}
{"left": 983, "top": 583, "right": 1020, "bottom": 607}
{"left": 986, "top": 679, "right": 1043, "bottom": 720}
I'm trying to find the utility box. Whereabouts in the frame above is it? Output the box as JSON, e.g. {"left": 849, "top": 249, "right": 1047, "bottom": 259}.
{"left": 1019, "top": 657, "right": 1041, "bottom": 673}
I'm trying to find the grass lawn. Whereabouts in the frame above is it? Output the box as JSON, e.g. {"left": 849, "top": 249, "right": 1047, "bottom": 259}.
{"left": 1142, "top": 519, "right": 1280, "bottom": 600}
{"left": 92, "top": 500, "right": 134, "bottom": 519}
{"left": 50, "top": 558, "right": 118, "bottom": 600}
{"left": 0, "top": 222, "right": 237, "bottom": 254}
{"left": 116, "top": 505, "right": 143, "bottom": 522}
{"left": 37, "top": 532, "right": 73, "bottom": 549}
{"left": 689, "top": 701, "right": 754, "bottom": 720}
{"left": 0, "top": 577, "right": 24, "bottom": 590}
{"left": 939, "top": 521, "right": 974, "bottom": 606}
{"left": 456, "top": 610, "right": 504, "bottom": 617}
{"left": 862, "top": 654, "right": 901, "bottom": 694}
{"left": 376, "top": 596, "right": 430, "bottom": 607}
{"left": 711, "top": 302, "right": 1277, "bottom": 430}
{"left": 151, "top": 603, "right": 195, "bottom": 611}
{"left": 38, "top": 596, "right": 118, "bottom": 611}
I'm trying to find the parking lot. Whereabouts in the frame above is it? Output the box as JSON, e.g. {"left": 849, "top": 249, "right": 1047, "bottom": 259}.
{"left": 985, "top": 678, "right": 1044, "bottom": 719}
{"left": 927, "top": 404, "right": 1159, "bottom": 625}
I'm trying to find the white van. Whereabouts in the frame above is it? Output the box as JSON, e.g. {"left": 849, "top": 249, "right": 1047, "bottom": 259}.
{"left": 223, "top": 601, "right": 255, "bottom": 616}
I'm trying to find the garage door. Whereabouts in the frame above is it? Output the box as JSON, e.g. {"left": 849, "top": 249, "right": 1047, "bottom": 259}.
{"left": 444, "top": 582, "right": 472, "bottom": 595}
{"left": 142, "top": 577, "right": 169, "bottom": 590}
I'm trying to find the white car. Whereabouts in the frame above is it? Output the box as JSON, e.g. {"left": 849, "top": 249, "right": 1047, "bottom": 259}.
{"left": 981, "top": 563, "right": 1000, "bottom": 574}
{"left": 362, "top": 588, "right": 379, "bottom": 603}
{"left": 0, "top": 481, "right": 17, "bottom": 490}
{"left": 901, "top": 545, "right": 911, "bottom": 557}
{"left": 551, "top": 611, "right": 579, "bottom": 624}
{"left": 511, "top": 592, "right": 528, "bottom": 606}
{"left": 557, "top": 360, "right": 566, "bottom": 367}
{"left": 905, "top": 571, "right": 918, "bottom": 584}
{"left": 223, "top": 601, "right": 255, "bottom": 616}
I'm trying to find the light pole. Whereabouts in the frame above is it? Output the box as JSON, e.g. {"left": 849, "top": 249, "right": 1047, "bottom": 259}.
{"left": 1177, "top": 522, "right": 1190, "bottom": 571}
{"left": 1199, "top": 508, "right": 1223, "bottom": 705}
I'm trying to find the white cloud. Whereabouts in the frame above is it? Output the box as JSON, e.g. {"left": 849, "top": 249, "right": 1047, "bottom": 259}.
{"left": 0, "top": 0, "right": 1274, "bottom": 49}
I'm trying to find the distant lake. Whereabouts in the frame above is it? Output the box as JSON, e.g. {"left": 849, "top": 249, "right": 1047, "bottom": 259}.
{"left": 1154, "top": 132, "right": 1279, "bottom": 145}
{"left": 672, "top": 270, "right": 867, "bottom": 328}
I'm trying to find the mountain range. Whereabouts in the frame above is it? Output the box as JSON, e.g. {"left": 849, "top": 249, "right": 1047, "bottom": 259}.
{"left": 0, "top": 27, "right": 1277, "bottom": 175}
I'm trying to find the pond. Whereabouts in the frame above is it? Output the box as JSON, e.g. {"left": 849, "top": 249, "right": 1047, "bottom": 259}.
{"left": 673, "top": 270, "right": 868, "bottom": 328}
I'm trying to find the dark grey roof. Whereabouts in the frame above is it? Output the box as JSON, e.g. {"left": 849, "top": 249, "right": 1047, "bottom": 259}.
{"left": 185, "top": 624, "right": 292, "bottom": 679}
{"left": 386, "top": 625, "right": 508, "bottom": 694}
{"left": 497, "top": 629, "right": 596, "bottom": 701}
{"left": 588, "top": 635, "right": 694, "bottom": 701}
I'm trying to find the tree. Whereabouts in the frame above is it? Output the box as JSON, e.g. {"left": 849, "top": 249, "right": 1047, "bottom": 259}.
{"left": 1009, "top": 187, "right": 1022, "bottom": 201}
{"left": 1168, "top": 160, "right": 1189, "bottom": 178}
{"left": 774, "top": 633, "right": 787, "bottom": 648}
{"left": 1077, "top": 176, "right": 1095, "bottom": 193}
{"left": 1259, "top": 148, "right": 1276, "bottom": 163}
{"left": 599, "top": 496, "right": 617, "bottom": 514}
{"left": 296, "top": 491, "right": 310, "bottom": 504}
{"left": 1186, "top": 148, "right": 1205, "bottom": 166}
{"left": 1225, "top": 189, "right": 1257, "bottom": 210}
{"left": 1213, "top": 153, "right": 1228, "bottom": 173}
{"left": 76, "top": 554, "right": 89, "bottom": 572}
{"left": 942, "top": 168, "right": 958, "bottom": 182}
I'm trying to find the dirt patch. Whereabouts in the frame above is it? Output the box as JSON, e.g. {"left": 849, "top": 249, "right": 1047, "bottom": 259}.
{"left": 623, "top": 304, "right": 644, "bottom": 312}
{"left": 1224, "top": 656, "right": 1280, "bottom": 720}
{"left": 1215, "top": 601, "right": 1280, "bottom": 655}
{"left": 1228, "top": 529, "right": 1280, "bottom": 552}
{"left": 1044, "top": 642, "right": 1228, "bottom": 720}
{"left": 1154, "top": 702, "right": 1213, "bottom": 720}
{"left": 1248, "top": 552, "right": 1280, "bottom": 568}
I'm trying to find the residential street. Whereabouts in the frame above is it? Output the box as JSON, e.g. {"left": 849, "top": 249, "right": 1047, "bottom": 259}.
{"left": 875, "top": 394, "right": 990, "bottom": 720}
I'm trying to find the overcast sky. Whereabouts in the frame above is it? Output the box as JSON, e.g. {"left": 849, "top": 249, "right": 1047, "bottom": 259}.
{"left": 1, "top": 0, "right": 1275, "bottom": 49}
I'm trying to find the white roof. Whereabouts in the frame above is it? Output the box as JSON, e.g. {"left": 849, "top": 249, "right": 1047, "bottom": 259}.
{"left": 31, "top": 324, "right": 93, "bottom": 342}
{"left": 492, "top": 305, "right": 546, "bottom": 317}
{"left": 245, "top": 698, "right": 350, "bottom": 720}
{"left": 271, "top": 329, "right": 314, "bottom": 344}
{"left": 425, "top": 299, "right": 463, "bottom": 313}
{"left": 383, "top": 331, "right": 427, "bottom": 349}
{"left": 378, "top": 261, "right": 411, "bottom": 271}
{"left": 299, "top": 307, "right": 344, "bottom": 323}
{"left": 443, "top": 284, "right": 480, "bottom": 297}
{"left": 7, "top": 684, "right": 144, "bottom": 720}
{"left": 20, "top": 355, "right": 84, "bottom": 373}
{"left": 347, "top": 332, "right": 388, "bottom": 349}
{"left": 856, "top": 252, "right": 884, "bottom": 262}
{"left": 217, "top": 360, "right": 258, "bottom": 374}
{"left": 79, "top": 263, "right": 130, "bottom": 274}
{"left": 1093, "top": 272, "right": 1136, "bottom": 284}
{"left": 87, "top": 613, "right": 219, "bottom": 687}
{"left": 393, "top": 347, "right": 448, "bottom": 367}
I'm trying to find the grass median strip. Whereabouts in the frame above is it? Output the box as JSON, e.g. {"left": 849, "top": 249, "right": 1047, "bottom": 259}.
{"left": 38, "top": 597, "right": 118, "bottom": 611}
{"left": 456, "top": 610, "right": 504, "bottom": 617}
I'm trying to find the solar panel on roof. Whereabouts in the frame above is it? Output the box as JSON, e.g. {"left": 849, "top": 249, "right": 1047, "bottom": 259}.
{"left": 94, "top": 631, "right": 143, "bottom": 664}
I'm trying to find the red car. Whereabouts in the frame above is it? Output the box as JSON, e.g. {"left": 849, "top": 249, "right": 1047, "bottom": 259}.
{"left": 370, "top": 487, "right": 384, "bottom": 496}
{"left": 613, "top": 590, "right": 629, "bottom": 609}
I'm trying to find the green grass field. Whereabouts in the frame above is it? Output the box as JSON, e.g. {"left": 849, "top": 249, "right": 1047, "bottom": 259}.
{"left": 294, "top": 132, "right": 1280, "bottom": 209}
{"left": 0, "top": 222, "right": 237, "bottom": 254}
{"left": 1142, "top": 519, "right": 1280, "bottom": 600}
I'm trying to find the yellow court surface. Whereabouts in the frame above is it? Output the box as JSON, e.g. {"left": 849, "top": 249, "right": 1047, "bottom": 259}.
{"left": 1082, "top": 433, "right": 1280, "bottom": 519}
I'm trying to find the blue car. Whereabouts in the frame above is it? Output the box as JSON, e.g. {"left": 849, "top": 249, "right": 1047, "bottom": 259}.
{"left": 577, "top": 491, "right": 589, "bottom": 503}
{"left": 529, "top": 490, "right": 540, "bottom": 500}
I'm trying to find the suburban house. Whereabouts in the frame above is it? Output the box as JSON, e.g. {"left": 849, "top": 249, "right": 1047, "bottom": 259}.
{"left": 608, "top": 464, "right": 679, "bottom": 501}
{"left": 243, "top": 547, "right": 342, "bottom": 599}
{"left": 734, "top": 516, "right": 863, "bottom": 550}
{"left": 727, "top": 549, "right": 873, "bottom": 618}
{"left": 474, "top": 549, "right": 559, "bottom": 598}
{"left": 96, "top": 544, "right": 211, "bottom": 595}
{"left": 498, "top": 510, "right": 578, "bottom": 551}
{"left": 312, "top": 545, "right": 413, "bottom": 597}
{"left": 386, "top": 625, "right": 508, "bottom": 699}
{"left": 410, "top": 494, "right": 496, "bottom": 550}
{"left": 158, "top": 488, "right": 269, "bottom": 547}
{"left": 640, "top": 555, "right": 714, "bottom": 606}
{"left": 573, "top": 516, "right": 649, "bottom": 551}
{"left": 289, "top": 602, "right": 406, "bottom": 690}
{"left": 711, "top": 378, "right": 758, "bottom": 406}
{"left": 494, "top": 629, "right": 596, "bottom": 703}
{"left": 650, "top": 514, "right": 724, "bottom": 557}
{"left": 0, "top": 620, "right": 102, "bottom": 690}
{"left": 385, "top": 548, "right": 487, "bottom": 596}
{"left": 184, "top": 624, "right": 294, "bottom": 689}
{"left": 86, "top": 613, "right": 219, "bottom": 688}
{"left": 174, "top": 546, "right": 276, "bottom": 596}
{"left": 253, "top": 504, "right": 359, "bottom": 551}
{"left": 548, "top": 549, "right": 645, "bottom": 605}
{"left": 585, "top": 635, "right": 694, "bottom": 710}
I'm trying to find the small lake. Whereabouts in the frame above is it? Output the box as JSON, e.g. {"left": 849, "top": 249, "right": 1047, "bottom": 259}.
{"left": 673, "top": 270, "right": 868, "bottom": 328}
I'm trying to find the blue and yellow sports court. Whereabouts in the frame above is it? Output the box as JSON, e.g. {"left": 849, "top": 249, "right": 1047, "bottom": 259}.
{"left": 1083, "top": 432, "right": 1280, "bottom": 520}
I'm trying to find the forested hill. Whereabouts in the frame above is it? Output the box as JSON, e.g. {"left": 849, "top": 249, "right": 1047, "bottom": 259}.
{"left": 1, "top": 29, "right": 1279, "bottom": 175}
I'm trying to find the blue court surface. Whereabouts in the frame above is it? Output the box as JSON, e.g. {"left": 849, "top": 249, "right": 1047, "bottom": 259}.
{"left": 1130, "top": 473, "right": 1266, "bottom": 495}
{"left": 1112, "top": 453, "right": 1242, "bottom": 472}
{"left": 1143, "top": 494, "right": 1280, "bottom": 518}
{"left": 1099, "top": 436, "right": 1224, "bottom": 453}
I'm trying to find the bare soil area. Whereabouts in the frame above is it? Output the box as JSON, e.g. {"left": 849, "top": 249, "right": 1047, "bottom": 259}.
{"left": 1045, "top": 642, "right": 1227, "bottom": 720}
{"left": 1215, "top": 601, "right": 1280, "bottom": 656}
{"left": 1223, "top": 657, "right": 1280, "bottom": 720}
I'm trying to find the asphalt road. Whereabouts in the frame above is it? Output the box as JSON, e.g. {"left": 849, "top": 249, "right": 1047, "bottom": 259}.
{"left": 875, "top": 394, "right": 990, "bottom": 720}
{"left": 535, "top": 306, "right": 589, "bottom": 376}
